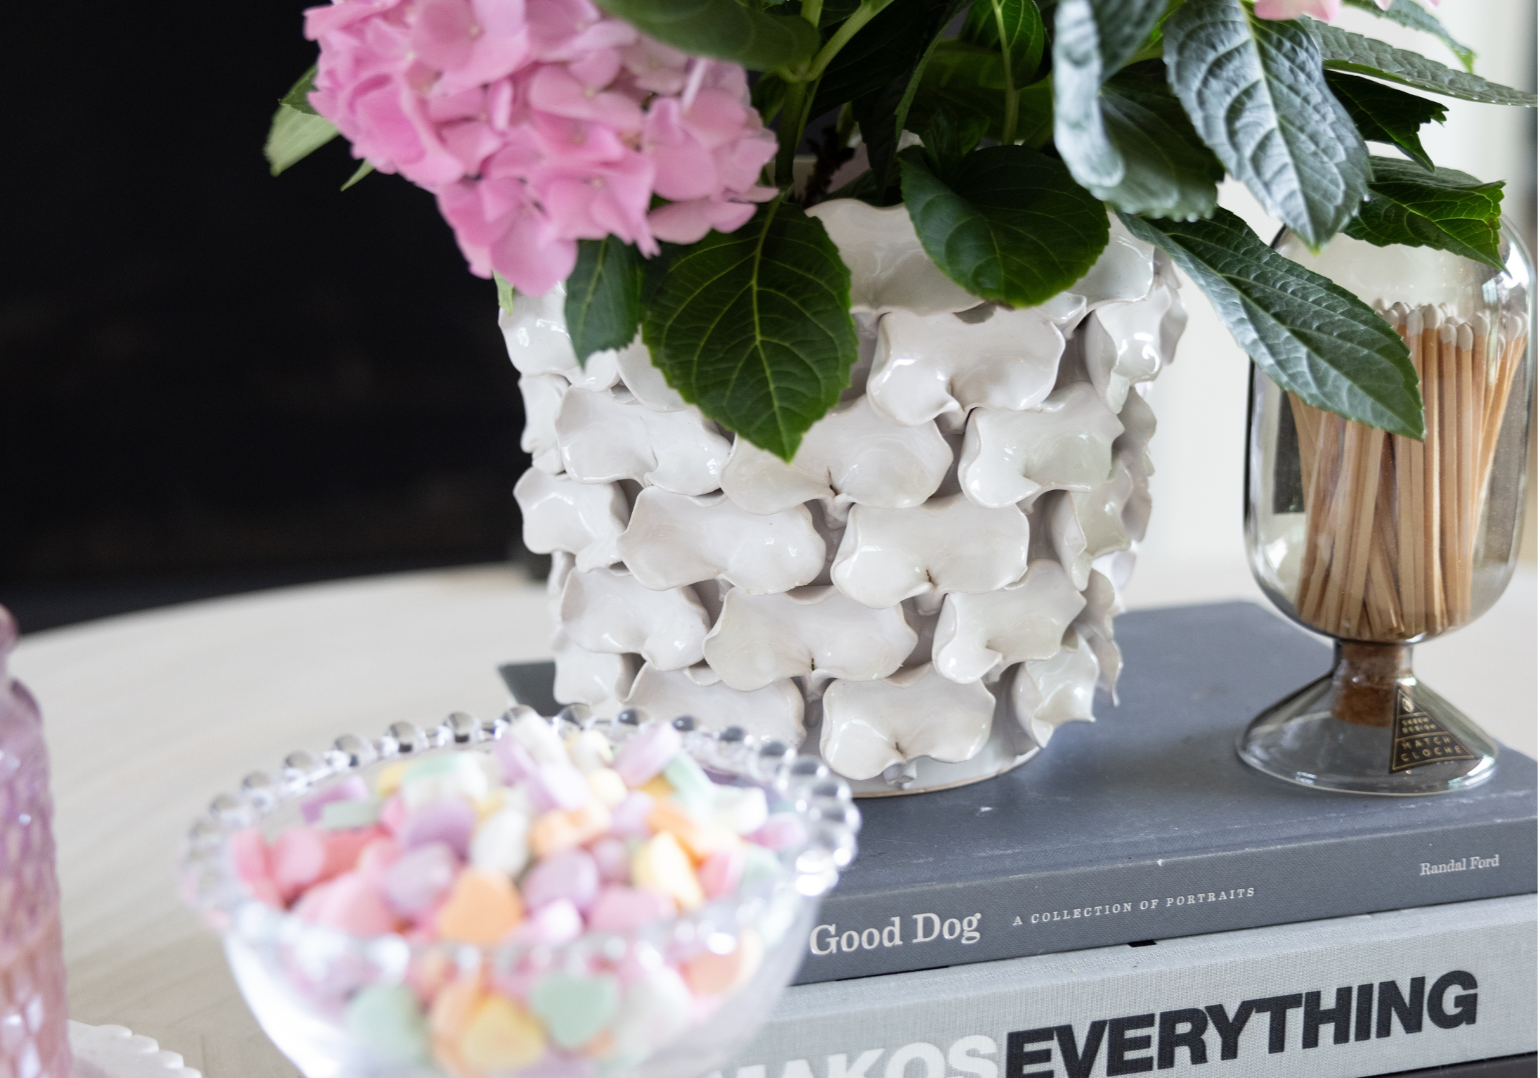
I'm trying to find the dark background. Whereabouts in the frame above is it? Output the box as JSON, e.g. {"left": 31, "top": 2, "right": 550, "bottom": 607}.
{"left": 1, "top": 2, "right": 531, "bottom": 631}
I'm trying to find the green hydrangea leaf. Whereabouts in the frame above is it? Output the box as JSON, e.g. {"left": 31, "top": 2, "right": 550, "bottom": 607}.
{"left": 1342, "top": 0, "right": 1475, "bottom": 72}
{"left": 1121, "top": 208, "right": 1422, "bottom": 438}
{"left": 1052, "top": 0, "right": 1169, "bottom": 191}
{"left": 1313, "top": 23, "right": 1537, "bottom": 106}
{"left": 961, "top": 0, "right": 1046, "bottom": 83}
{"left": 642, "top": 198, "right": 858, "bottom": 461}
{"left": 595, "top": 0, "right": 819, "bottom": 71}
{"left": 564, "top": 237, "right": 646, "bottom": 366}
{"left": 900, "top": 144, "right": 1110, "bottom": 308}
{"left": 1327, "top": 72, "right": 1446, "bottom": 172}
{"left": 1345, "top": 157, "right": 1506, "bottom": 270}
{"left": 266, "top": 67, "right": 338, "bottom": 176}
{"left": 1083, "top": 63, "right": 1224, "bottom": 219}
{"left": 1163, "top": 0, "right": 1370, "bottom": 249}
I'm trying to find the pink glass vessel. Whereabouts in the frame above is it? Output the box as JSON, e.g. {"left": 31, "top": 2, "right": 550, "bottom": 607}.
{"left": 0, "top": 606, "right": 70, "bottom": 1078}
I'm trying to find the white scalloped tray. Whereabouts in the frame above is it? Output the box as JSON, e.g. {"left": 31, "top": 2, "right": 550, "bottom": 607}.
{"left": 68, "top": 1022, "right": 201, "bottom": 1078}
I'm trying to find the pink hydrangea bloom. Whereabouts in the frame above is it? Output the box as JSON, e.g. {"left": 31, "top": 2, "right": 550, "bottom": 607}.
{"left": 304, "top": 0, "right": 777, "bottom": 293}
{"left": 1254, "top": 0, "right": 1433, "bottom": 19}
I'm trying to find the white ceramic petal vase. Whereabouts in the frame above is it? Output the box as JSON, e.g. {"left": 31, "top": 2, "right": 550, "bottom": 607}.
{"left": 508, "top": 199, "right": 1186, "bottom": 795}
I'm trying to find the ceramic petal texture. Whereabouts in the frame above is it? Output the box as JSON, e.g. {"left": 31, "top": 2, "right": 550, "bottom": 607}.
{"left": 1063, "top": 215, "right": 1155, "bottom": 311}
{"left": 1074, "top": 570, "right": 1124, "bottom": 698}
{"left": 820, "top": 664, "right": 995, "bottom": 780}
{"left": 553, "top": 631, "right": 639, "bottom": 715}
{"left": 617, "top": 490, "right": 825, "bottom": 593}
{"left": 869, "top": 307, "right": 1065, "bottom": 426}
{"left": 555, "top": 387, "right": 730, "bottom": 494}
{"left": 702, "top": 586, "right": 917, "bottom": 691}
{"left": 1083, "top": 282, "right": 1182, "bottom": 412}
{"left": 514, "top": 469, "right": 628, "bottom": 572}
{"left": 721, "top": 397, "right": 951, "bottom": 515}
{"left": 805, "top": 200, "right": 979, "bottom": 315}
{"left": 831, "top": 495, "right": 1032, "bottom": 609}
{"left": 1047, "top": 461, "right": 1138, "bottom": 591}
{"left": 560, "top": 567, "right": 709, "bottom": 670}
{"left": 499, "top": 285, "right": 620, "bottom": 390}
{"left": 959, "top": 384, "right": 1126, "bottom": 508}
{"left": 1009, "top": 631, "right": 1100, "bottom": 749}
{"left": 520, "top": 374, "right": 568, "bottom": 474}
{"left": 615, "top": 340, "right": 689, "bottom": 412}
{"left": 625, "top": 663, "right": 805, "bottom": 742}
{"left": 932, "top": 560, "right": 1087, "bottom": 683}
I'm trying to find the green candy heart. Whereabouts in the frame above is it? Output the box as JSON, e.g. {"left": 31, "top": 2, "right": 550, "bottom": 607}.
{"left": 345, "top": 985, "right": 429, "bottom": 1064}
{"left": 530, "top": 972, "right": 620, "bottom": 1049}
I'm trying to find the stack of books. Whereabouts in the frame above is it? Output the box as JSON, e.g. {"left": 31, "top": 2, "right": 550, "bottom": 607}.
{"left": 501, "top": 602, "right": 1537, "bottom": 1078}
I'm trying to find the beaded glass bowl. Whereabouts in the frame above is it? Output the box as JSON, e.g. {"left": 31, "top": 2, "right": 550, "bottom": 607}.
{"left": 180, "top": 707, "right": 860, "bottom": 1078}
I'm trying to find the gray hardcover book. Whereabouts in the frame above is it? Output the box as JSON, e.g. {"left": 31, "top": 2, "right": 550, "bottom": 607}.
{"left": 716, "top": 894, "right": 1539, "bottom": 1078}
{"left": 497, "top": 602, "right": 1538, "bottom": 985}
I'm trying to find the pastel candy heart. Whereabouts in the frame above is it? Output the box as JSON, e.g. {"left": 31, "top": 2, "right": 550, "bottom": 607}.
{"left": 508, "top": 710, "right": 569, "bottom": 765}
{"left": 750, "top": 812, "right": 805, "bottom": 851}
{"left": 586, "top": 885, "right": 674, "bottom": 932}
{"left": 609, "top": 967, "right": 692, "bottom": 1054}
{"left": 588, "top": 837, "right": 631, "bottom": 883}
{"left": 270, "top": 827, "right": 327, "bottom": 900}
{"left": 533, "top": 760, "right": 593, "bottom": 811}
{"left": 608, "top": 793, "right": 654, "bottom": 838}
{"left": 586, "top": 768, "right": 628, "bottom": 807}
{"left": 400, "top": 798, "right": 477, "bottom": 857}
{"left": 682, "top": 930, "right": 763, "bottom": 996}
{"left": 494, "top": 737, "right": 538, "bottom": 785}
{"left": 435, "top": 870, "right": 524, "bottom": 945}
{"left": 229, "top": 828, "right": 270, "bottom": 887}
{"left": 383, "top": 842, "right": 460, "bottom": 916}
{"left": 521, "top": 848, "right": 599, "bottom": 912}
{"left": 469, "top": 805, "right": 531, "bottom": 877}
{"left": 356, "top": 837, "right": 402, "bottom": 884}
{"left": 301, "top": 776, "right": 372, "bottom": 824}
{"left": 401, "top": 754, "right": 490, "bottom": 809}
{"left": 510, "top": 898, "right": 583, "bottom": 946}
{"left": 379, "top": 795, "right": 408, "bottom": 835}
{"left": 320, "top": 798, "right": 382, "bottom": 830}
{"left": 565, "top": 730, "right": 613, "bottom": 773}
{"left": 529, "top": 971, "right": 620, "bottom": 1049}
{"left": 372, "top": 761, "right": 410, "bottom": 798}
{"left": 297, "top": 873, "right": 398, "bottom": 935}
{"left": 661, "top": 754, "right": 714, "bottom": 809}
{"left": 631, "top": 831, "right": 703, "bottom": 910}
{"left": 698, "top": 845, "right": 746, "bottom": 899}
{"left": 612, "top": 722, "right": 682, "bottom": 787}
{"left": 646, "top": 799, "right": 736, "bottom": 860}
{"left": 345, "top": 985, "right": 429, "bottom": 1064}
{"left": 529, "top": 801, "right": 610, "bottom": 859}
{"left": 741, "top": 844, "right": 781, "bottom": 887}
{"left": 712, "top": 786, "right": 768, "bottom": 835}
{"left": 459, "top": 996, "right": 546, "bottom": 1072}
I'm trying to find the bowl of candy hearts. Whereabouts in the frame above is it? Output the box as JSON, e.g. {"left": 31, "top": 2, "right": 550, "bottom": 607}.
{"left": 180, "top": 707, "right": 859, "bottom": 1078}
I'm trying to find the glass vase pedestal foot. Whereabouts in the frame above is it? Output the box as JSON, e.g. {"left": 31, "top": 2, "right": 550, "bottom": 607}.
{"left": 1238, "top": 642, "right": 1498, "bottom": 795}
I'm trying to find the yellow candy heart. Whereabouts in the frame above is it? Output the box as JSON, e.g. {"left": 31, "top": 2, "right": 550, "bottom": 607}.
{"left": 631, "top": 831, "right": 704, "bottom": 910}
{"left": 373, "top": 761, "right": 410, "bottom": 798}
{"left": 647, "top": 798, "right": 737, "bottom": 862}
{"left": 586, "top": 768, "right": 628, "bottom": 808}
{"left": 460, "top": 996, "right": 546, "bottom": 1072}
{"left": 435, "top": 871, "right": 524, "bottom": 945}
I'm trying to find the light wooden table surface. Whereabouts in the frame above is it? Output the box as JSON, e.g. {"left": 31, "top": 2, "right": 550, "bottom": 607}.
{"left": 10, "top": 563, "right": 1535, "bottom": 1077}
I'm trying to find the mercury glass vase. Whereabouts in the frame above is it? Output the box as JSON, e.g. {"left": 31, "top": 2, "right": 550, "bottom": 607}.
{"left": 1240, "top": 225, "right": 1534, "bottom": 795}
{"left": 0, "top": 606, "right": 72, "bottom": 1078}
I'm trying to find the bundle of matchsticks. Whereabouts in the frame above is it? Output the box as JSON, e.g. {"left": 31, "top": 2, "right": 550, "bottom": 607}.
{"left": 1289, "top": 304, "right": 1528, "bottom": 642}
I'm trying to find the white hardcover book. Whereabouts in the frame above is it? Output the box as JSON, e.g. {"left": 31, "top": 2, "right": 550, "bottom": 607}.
{"left": 717, "top": 895, "right": 1537, "bottom": 1078}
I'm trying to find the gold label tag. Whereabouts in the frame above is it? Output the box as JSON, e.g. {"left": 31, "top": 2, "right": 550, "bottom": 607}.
{"left": 1390, "top": 691, "right": 1477, "bottom": 773}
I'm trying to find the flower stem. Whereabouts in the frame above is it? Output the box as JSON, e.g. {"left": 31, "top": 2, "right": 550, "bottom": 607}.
{"left": 991, "top": 0, "right": 1018, "bottom": 145}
